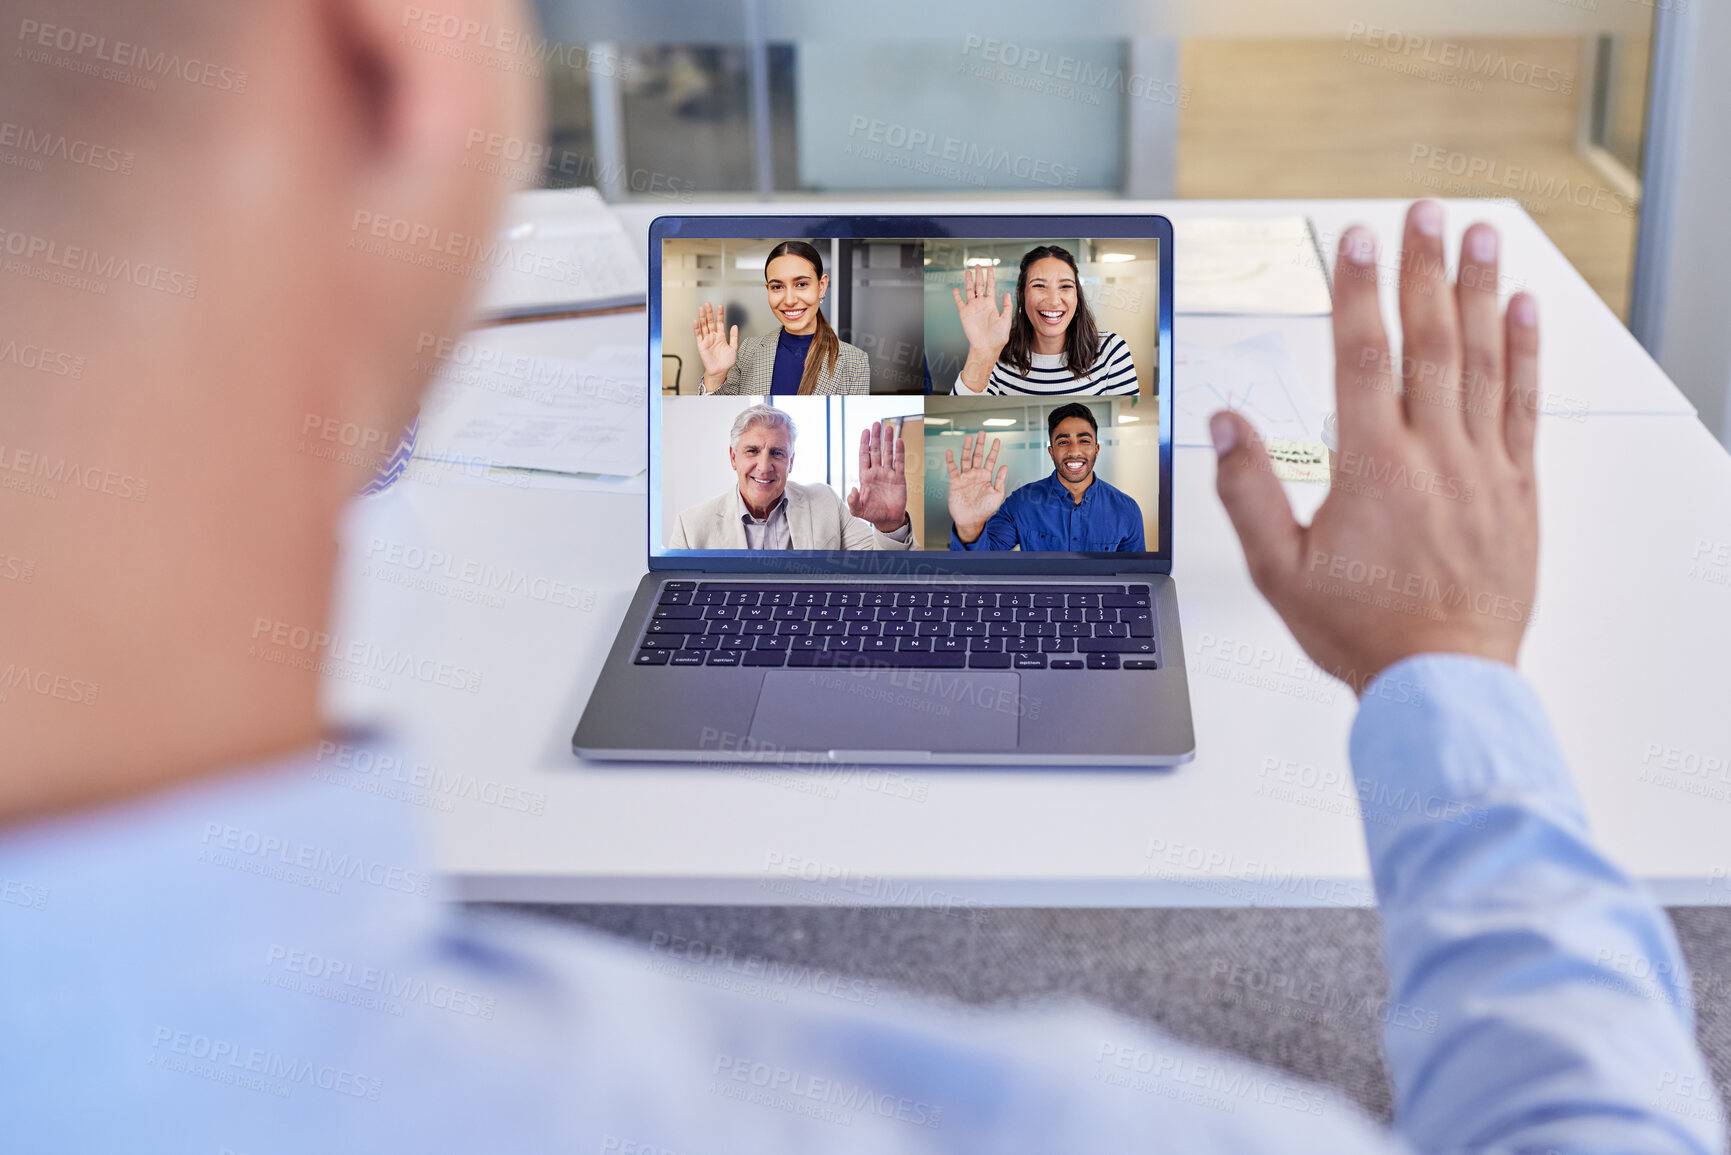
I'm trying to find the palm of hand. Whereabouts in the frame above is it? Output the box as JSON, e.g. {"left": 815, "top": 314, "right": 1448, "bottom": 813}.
{"left": 850, "top": 460, "right": 906, "bottom": 527}
{"left": 947, "top": 434, "right": 1008, "bottom": 526}
{"left": 950, "top": 466, "right": 1004, "bottom": 523}
{"left": 693, "top": 305, "right": 737, "bottom": 377}
{"left": 848, "top": 421, "right": 909, "bottom": 530}
{"left": 958, "top": 292, "right": 1012, "bottom": 351}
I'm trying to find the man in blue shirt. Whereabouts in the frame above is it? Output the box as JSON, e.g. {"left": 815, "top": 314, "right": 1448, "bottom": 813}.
{"left": 946, "top": 402, "right": 1147, "bottom": 550}
{"left": 0, "top": 1, "right": 1722, "bottom": 1151}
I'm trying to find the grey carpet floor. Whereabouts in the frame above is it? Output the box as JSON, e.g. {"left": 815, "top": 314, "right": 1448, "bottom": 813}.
{"left": 486, "top": 904, "right": 1731, "bottom": 1131}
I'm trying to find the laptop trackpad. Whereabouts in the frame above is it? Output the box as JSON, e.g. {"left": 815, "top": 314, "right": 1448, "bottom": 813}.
{"left": 749, "top": 668, "right": 1020, "bottom": 754}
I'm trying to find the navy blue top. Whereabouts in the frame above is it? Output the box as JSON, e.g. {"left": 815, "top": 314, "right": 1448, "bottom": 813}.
{"left": 950, "top": 470, "right": 1146, "bottom": 551}
{"left": 769, "top": 328, "right": 814, "bottom": 395}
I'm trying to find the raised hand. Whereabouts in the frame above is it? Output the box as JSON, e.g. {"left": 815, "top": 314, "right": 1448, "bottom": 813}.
{"left": 846, "top": 419, "right": 909, "bottom": 533}
{"left": 945, "top": 433, "right": 1009, "bottom": 544}
{"left": 693, "top": 302, "right": 739, "bottom": 392}
{"left": 1211, "top": 201, "right": 1540, "bottom": 694}
{"left": 951, "top": 265, "right": 1015, "bottom": 393}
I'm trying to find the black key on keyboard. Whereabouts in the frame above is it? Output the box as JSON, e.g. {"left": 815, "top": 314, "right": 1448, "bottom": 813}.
{"left": 743, "top": 650, "right": 785, "bottom": 667}
{"left": 706, "top": 650, "right": 742, "bottom": 666}
{"left": 635, "top": 650, "right": 670, "bottom": 665}
{"left": 970, "top": 652, "right": 1012, "bottom": 669}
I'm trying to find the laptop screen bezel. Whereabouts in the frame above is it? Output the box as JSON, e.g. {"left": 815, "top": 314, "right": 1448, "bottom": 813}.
{"left": 646, "top": 213, "right": 1175, "bottom": 577}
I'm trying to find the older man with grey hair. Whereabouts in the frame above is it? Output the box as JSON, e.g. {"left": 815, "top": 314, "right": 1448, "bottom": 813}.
{"left": 670, "top": 404, "right": 916, "bottom": 549}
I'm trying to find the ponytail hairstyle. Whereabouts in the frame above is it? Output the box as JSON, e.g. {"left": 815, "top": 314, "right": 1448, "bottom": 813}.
{"left": 1001, "top": 245, "right": 1100, "bottom": 379}
{"left": 764, "top": 240, "right": 839, "bottom": 396}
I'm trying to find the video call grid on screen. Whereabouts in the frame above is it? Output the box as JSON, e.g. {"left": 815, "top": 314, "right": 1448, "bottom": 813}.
{"left": 647, "top": 215, "right": 1174, "bottom": 576}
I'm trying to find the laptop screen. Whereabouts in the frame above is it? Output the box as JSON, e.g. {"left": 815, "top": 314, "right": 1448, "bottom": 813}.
{"left": 647, "top": 215, "right": 1174, "bottom": 575}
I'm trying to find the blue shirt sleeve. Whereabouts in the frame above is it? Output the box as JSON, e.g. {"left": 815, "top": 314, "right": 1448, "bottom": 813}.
{"left": 1353, "top": 654, "right": 1722, "bottom": 1155}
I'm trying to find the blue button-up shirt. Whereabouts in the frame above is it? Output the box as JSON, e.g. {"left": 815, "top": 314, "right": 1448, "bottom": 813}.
{"left": 950, "top": 470, "right": 1146, "bottom": 551}
{"left": 1, "top": 656, "right": 1721, "bottom": 1153}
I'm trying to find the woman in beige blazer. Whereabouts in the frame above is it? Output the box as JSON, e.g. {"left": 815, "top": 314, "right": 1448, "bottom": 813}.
{"left": 693, "top": 240, "right": 870, "bottom": 396}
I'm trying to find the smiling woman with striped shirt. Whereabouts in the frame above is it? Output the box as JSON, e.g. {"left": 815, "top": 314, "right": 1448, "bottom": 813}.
{"left": 949, "top": 244, "right": 1139, "bottom": 397}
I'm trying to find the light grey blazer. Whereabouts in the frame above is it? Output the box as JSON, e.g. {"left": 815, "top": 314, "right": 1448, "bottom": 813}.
{"left": 710, "top": 331, "right": 869, "bottom": 396}
{"left": 670, "top": 481, "right": 916, "bottom": 550}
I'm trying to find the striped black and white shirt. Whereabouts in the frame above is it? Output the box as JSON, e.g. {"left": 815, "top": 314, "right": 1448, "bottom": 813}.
{"left": 952, "top": 331, "right": 1140, "bottom": 397}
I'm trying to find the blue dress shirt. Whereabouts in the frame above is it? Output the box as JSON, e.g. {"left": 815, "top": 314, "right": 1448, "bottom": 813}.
{"left": 1, "top": 656, "right": 1722, "bottom": 1153}
{"left": 950, "top": 470, "right": 1146, "bottom": 551}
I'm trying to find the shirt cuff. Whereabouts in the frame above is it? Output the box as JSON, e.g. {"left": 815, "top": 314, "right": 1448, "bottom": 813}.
{"left": 1351, "top": 653, "right": 1584, "bottom": 841}
{"left": 882, "top": 520, "right": 912, "bottom": 543}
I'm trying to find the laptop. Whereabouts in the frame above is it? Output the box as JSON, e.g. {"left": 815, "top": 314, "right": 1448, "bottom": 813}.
{"left": 573, "top": 214, "right": 1194, "bottom": 766}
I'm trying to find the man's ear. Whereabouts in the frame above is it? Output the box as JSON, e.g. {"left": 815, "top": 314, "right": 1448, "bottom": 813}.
{"left": 316, "top": 0, "right": 541, "bottom": 439}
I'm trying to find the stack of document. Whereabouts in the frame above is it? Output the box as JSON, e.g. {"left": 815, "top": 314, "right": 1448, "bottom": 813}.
{"left": 414, "top": 313, "right": 648, "bottom": 488}
{"left": 474, "top": 188, "right": 647, "bottom": 322}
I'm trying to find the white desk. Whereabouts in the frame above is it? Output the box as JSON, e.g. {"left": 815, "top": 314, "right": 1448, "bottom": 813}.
{"left": 325, "top": 199, "right": 1731, "bottom": 907}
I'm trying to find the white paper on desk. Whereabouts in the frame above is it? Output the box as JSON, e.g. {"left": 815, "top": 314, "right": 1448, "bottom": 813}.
{"left": 1174, "top": 331, "right": 1328, "bottom": 447}
{"left": 473, "top": 189, "right": 647, "bottom": 321}
{"left": 1174, "top": 217, "right": 1332, "bottom": 316}
{"left": 415, "top": 353, "right": 647, "bottom": 477}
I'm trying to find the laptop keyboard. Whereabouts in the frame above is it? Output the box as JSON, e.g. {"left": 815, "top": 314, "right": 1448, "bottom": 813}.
{"left": 635, "top": 582, "right": 1158, "bottom": 671}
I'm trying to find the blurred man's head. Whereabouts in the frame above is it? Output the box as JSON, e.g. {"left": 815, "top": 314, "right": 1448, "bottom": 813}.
{"left": 728, "top": 405, "right": 796, "bottom": 516}
{"left": 0, "top": 0, "right": 540, "bottom": 823}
